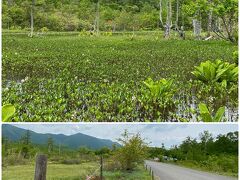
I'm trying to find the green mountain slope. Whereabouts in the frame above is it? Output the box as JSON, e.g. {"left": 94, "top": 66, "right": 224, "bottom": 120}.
{"left": 2, "top": 124, "right": 120, "bottom": 149}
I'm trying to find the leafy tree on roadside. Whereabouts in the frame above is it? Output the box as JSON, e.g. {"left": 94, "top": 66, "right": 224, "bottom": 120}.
{"left": 115, "top": 130, "right": 148, "bottom": 171}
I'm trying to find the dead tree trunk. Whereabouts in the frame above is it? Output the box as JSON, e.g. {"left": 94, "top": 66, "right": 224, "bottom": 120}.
{"left": 165, "top": 0, "right": 172, "bottom": 38}
{"left": 30, "top": 0, "right": 35, "bottom": 37}
{"left": 207, "top": 0, "right": 213, "bottom": 37}
{"left": 159, "top": 0, "right": 172, "bottom": 39}
{"left": 34, "top": 154, "right": 47, "bottom": 180}
{"left": 192, "top": 9, "right": 202, "bottom": 40}
{"left": 175, "top": 0, "right": 179, "bottom": 31}
{"left": 193, "top": 19, "right": 201, "bottom": 40}
{"left": 174, "top": 0, "right": 185, "bottom": 39}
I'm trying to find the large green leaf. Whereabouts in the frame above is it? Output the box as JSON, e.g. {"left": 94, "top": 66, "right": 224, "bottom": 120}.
{"left": 2, "top": 104, "right": 16, "bottom": 122}
{"left": 229, "top": 67, "right": 238, "bottom": 81}
{"left": 203, "top": 63, "right": 211, "bottom": 80}
{"left": 221, "top": 80, "right": 227, "bottom": 89}
{"left": 213, "top": 107, "right": 225, "bottom": 122}
{"left": 215, "top": 68, "right": 228, "bottom": 82}
{"left": 209, "top": 64, "right": 216, "bottom": 80}
{"left": 198, "top": 103, "right": 212, "bottom": 122}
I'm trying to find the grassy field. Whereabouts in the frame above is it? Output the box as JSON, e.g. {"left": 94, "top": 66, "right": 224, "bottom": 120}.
{"left": 2, "top": 33, "right": 238, "bottom": 122}
{"left": 2, "top": 162, "right": 97, "bottom": 180}
{"left": 2, "top": 162, "right": 151, "bottom": 180}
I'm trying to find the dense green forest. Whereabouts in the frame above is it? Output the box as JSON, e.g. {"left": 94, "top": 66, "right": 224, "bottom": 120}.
{"left": 2, "top": 0, "right": 238, "bottom": 40}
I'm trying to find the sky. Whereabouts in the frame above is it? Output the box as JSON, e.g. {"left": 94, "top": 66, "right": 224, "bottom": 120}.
{"left": 12, "top": 123, "right": 238, "bottom": 148}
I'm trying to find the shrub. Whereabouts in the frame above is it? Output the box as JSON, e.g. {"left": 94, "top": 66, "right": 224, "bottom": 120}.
{"left": 9, "top": 25, "right": 22, "bottom": 30}
{"left": 102, "top": 31, "right": 113, "bottom": 36}
{"left": 3, "top": 154, "right": 28, "bottom": 166}
{"left": 61, "top": 159, "right": 82, "bottom": 165}
{"left": 206, "top": 155, "right": 238, "bottom": 174}
{"left": 104, "top": 159, "right": 122, "bottom": 171}
{"left": 40, "top": 27, "right": 49, "bottom": 33}
{"left": 79, "top": 29, "right": 91, "bottom": 36}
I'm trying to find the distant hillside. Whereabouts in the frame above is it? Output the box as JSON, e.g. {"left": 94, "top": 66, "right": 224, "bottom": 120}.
{"left": 2, "top": 124, "right": 120, "bottom": 150}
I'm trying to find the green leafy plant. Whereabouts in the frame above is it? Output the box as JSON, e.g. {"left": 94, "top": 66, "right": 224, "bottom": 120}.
{"left": 143, "top": 78, "right": 174, "bottom": 101}
{"left": 2, "top": 34, "right": 237, "bottom": 122}
{"left": 141, "top": 78, "right": 176, "bottom": 120}
{"left": 198, "top": 103, "right": 225, "bottom": 122}
{"left": 2, "top": 104, "right": 16, "bottom": 122}
{"left": 192, "top": 60, "right": 238, "bottom": 86}
{"left": 233, "top": 51, "right": 238, "bottom": 65}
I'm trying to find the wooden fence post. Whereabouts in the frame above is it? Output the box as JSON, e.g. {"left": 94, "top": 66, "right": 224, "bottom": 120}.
{"left": 100, "top": 156, "right": 103, "bottom": 180}
{"left": 152, "top": 170, "right": 154, "bottom": 180}
{"left": 34, "top": 154, "right": 47, "bottom": 180}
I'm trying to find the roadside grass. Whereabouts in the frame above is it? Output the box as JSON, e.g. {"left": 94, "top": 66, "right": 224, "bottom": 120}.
{"left": 171, "top": 160, "right": 238, "bottom": 177}
{"left": 2, "top": 162, "right": 152, "bottom": 180}
{"left": 2, "top": 162, "right": 98, "bottom": 180}
{"left": 104, "top": 164, "right": 152, "bottom": 180}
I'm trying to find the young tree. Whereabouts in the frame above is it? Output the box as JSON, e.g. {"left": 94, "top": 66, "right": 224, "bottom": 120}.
{"left": 20, "top": 130, "right": 31, "bottom": 158}
{"left": 47, "top": 136, "right": 54, "bottom": 153}
{"left": 115, "top": 130, "right": 148, "bottom": 171}
{"left": 21, "top": 130, "right": 31, "bottom": 145}
{"left": 78, "top": 146, "right": 92, "bottom": 154}
{"left": 95, "top": 147, "right": 111, "bottom": 156}
{"left": 214, "top": 131, "right": 238, "bottom": 154}
{"left": 115, "top": 10, "right": 131, "bottom": 31}
{"left": 212, "top": 0, "right": 238, "bottom": 42}
{"left": 199, "top": 131, "right": 213, "bottom": 157}
{"left": 182, "top": 0, "right": 204, "bottom": 39}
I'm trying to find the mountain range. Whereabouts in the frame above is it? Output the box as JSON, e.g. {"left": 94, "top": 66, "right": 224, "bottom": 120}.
{"left": 2, "top": 124, "right": 120, "bottom": 150}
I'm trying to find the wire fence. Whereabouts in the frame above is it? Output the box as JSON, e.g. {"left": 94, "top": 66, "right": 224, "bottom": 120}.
{"left": 86, "top": 156, "right": 103, "bottom": 180}
{"left": 86, "top": 165, "right": 101, "bottom": 180}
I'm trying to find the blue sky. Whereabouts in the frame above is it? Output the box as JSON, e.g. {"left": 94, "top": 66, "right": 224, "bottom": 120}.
{"left": 12, "top": 124, "right": 238, "bottom": 148}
